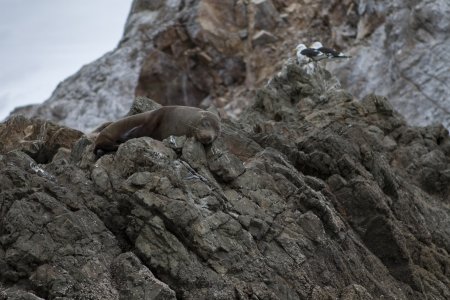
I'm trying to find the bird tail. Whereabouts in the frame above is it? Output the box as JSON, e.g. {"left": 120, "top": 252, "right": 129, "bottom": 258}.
{"left": 332, "top": 55, "right": 351, "bottom": 59}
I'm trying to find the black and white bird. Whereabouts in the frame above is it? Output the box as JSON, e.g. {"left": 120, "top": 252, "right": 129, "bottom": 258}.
{"left": 310, "top": 42, "right": 351, "bottom": 59}
{"left": 296, "top": 43, "right": 327, "bottom": 63}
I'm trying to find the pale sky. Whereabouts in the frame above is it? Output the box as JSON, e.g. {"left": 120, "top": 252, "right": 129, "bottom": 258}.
{"left": 0, "top": 0, "right": 133, "bottom": 121}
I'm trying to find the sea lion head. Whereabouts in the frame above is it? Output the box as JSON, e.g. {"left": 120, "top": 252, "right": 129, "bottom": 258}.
{"left": 193, "top": 111, "right": 220, "bottom": 144}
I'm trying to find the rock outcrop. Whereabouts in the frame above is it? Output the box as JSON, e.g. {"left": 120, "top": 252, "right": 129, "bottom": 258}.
{"left": 1, "top": 62, "right": 449, "bottom": 299}
{"left": 329, "top": 0, "right": 450, "bottom": 129}
{"left": 9, "top": 0, "right": 450, "bottom": 132}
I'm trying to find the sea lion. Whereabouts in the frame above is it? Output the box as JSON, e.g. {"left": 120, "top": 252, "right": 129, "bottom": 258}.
{"left": 93, "top": 106, "right": 220, "bottom": 156}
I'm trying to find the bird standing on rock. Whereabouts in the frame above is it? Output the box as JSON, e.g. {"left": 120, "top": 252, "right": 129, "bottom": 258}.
{"left": 296, "top": 43, "right": 327, "bottom": 63}
{"left": 296, "top": 42, "right": 352, "bottom": 65}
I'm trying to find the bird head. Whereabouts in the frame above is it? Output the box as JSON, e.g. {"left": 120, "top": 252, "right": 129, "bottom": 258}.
{"left": 310, "top": 41, "right": 323, "bottom": 49}
{"left": 295, "top": 44, "right": 307, "bottom": 51}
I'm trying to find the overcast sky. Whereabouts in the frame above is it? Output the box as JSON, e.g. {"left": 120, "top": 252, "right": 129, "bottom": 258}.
{"left": 0, "top": 0, "right": 133, "bottom": 121}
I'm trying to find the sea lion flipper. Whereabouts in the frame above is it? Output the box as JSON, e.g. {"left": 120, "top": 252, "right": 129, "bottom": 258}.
{"left": 93, "top": 142, "right": 119, "bottom": 158}
{"left": 120, "top": 125, "right": 144, "bottom": 142}
{"left": 95, "top": 148, "right": 106, "bottom": 159}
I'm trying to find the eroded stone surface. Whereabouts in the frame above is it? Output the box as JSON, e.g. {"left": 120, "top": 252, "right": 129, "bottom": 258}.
{"left": 111, "top": 252, "right": 176, "bottom": 300}
{"left": 0, "top": 115, "right": 83, "bottom": 164}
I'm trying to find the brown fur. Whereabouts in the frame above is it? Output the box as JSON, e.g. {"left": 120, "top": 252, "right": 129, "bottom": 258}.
{"left": 93, "top": 106, "right": 220, "bottom": 156}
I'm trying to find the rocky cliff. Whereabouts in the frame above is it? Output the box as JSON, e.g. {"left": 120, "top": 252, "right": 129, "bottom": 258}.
{"left": 9, "top": 0, "right": 450, "bottom": 132}
{"left": 1, "top": 60, "right": 449, "bottom": 299}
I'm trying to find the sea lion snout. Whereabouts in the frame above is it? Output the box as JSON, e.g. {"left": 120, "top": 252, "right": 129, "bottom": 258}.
{"left": 196, "top": 131, "right": 217, "bottom": 144}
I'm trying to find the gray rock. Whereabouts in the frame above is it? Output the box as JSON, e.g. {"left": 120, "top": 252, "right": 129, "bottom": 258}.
{"left": 332, "top": 1, "right": 450, "bottom": 129}
{"left": 0, "top": 289, "right": 45, "bottom": 300}
{"left": 252, "top": 30, "right": 278, "bottom": 47}
{"left": 340, "top": 284, "right": 374, "bottom": 300}
{"left": 126, "top": 171, "right": 154, "bottom": 187}
{"left": 163, "top": 135, "right": 186, "bottom": 152}
{"left": 91, "top": 166, "right": 112, "bottom": 194}
{"left": 126, "top": 96, "right": 162, "bottom": 116}
{"left": 181, "top": 137, "right": 207, "bottom": 170}
{"left": 111, "top": 252, "right": 176, "bottom": 300}
{"left": 207, "top": 140, "right": 246, "bottom": 182}
{"left": 252, "top": 0, "right": 281, "bottom": 31}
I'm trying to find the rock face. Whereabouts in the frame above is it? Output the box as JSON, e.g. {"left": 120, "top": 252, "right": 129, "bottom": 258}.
{"left": 0, "top": 115, "right": 83, "bottom": 164}
{"left": 329, "top": 0, "right": 450, "bottom": 129}
{"left": 9, "top": 0, "right": 449, "bottom": 132}
{"left": 1, "top": 62, "right": 449, "bottom": 299}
